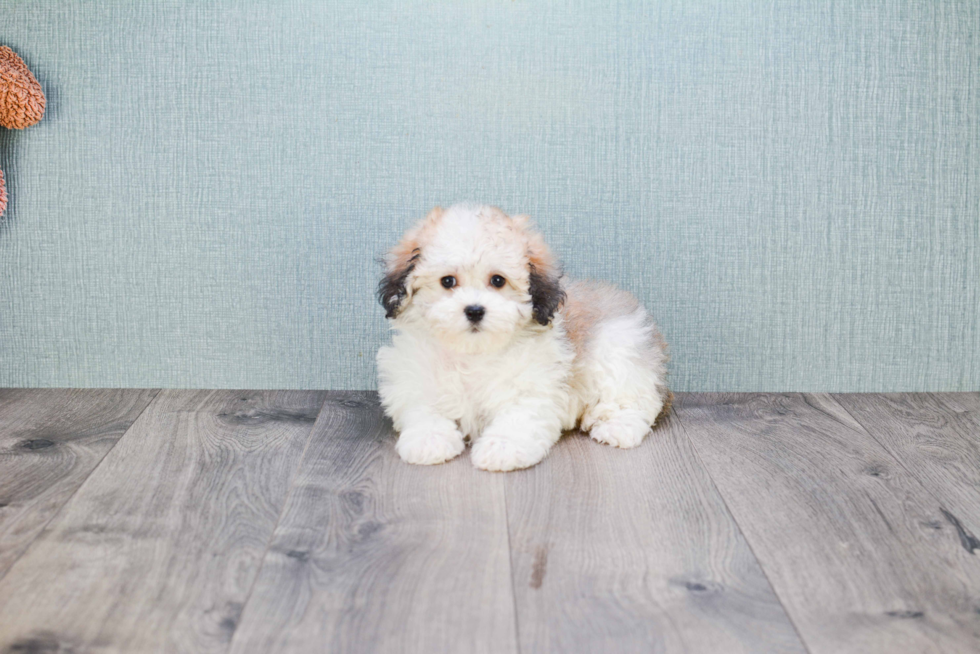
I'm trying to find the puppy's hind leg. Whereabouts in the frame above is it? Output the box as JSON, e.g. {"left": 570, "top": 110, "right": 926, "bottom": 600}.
{"left": 581, "top": 405, "right": 654, "bottom": 449}
{"left": 577, "top": 311, "right": 669, "bottom": 449}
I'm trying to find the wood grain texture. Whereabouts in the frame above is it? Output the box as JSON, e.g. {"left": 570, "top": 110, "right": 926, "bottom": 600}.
{"left": 937, "top": 392, "right": 980, "bottom": 426}
{"left": 228, "top": 392, "right": 519, "bottom": 654}
{"left": 834, "top": 393, "right": 980, "bottom": 537}
{"left": 0, "top": 389, "right": 326, "bottom": 654}
{"left": 0, "top": 388, "right": 158, "bottom": 580}
{"left": 504, "top": 410, "right": 807, "bottom": 653}
{"left": 679, "top": 393, "right": 980, "bottom": 654}
{"left": 955, "top": 393, "right": 980, "bottom": 410}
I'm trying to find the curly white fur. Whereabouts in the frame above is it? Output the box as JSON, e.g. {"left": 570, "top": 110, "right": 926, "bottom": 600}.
{"left": 377, "top": 204, "right": 669, "bottom": 472}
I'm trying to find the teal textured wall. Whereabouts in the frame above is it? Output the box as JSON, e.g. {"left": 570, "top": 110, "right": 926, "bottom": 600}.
{"left": 1, "top": 1, "right": 977, "bottom": 391}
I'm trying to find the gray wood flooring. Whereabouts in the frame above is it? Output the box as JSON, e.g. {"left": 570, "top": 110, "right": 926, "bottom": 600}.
{"left": 0, "top": 390, "right": 978, "bottom": 653}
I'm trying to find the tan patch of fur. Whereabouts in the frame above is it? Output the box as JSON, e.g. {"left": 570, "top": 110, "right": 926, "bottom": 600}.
{"left": 386, "top": 206, "right": 445, "bottom": 273}
{"left": 561, "top": 280, "right": 640, "bottom": 357}
{"left": 512, "top": 213, "right": 559, "bottom": 282}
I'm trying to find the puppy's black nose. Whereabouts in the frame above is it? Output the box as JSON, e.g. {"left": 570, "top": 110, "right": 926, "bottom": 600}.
{"left": 464, "top": 305, "right": 485, "bottom": 323}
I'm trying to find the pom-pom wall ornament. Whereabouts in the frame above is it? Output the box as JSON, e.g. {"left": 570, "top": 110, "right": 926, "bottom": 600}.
{"left": 0, "top": 45, "right": 46, "bottom": 218}
{"left": 0, "top": 46, "right": 46, "bottom": 130}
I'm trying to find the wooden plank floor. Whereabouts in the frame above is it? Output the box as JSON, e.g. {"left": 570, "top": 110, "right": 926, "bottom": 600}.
{"left": 0, "top": 391, "right": 978, "bottom": 653}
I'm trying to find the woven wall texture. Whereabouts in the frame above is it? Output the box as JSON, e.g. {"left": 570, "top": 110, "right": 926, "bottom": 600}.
{"left": 1, "top": 1, "right": 977, "bottom": 390}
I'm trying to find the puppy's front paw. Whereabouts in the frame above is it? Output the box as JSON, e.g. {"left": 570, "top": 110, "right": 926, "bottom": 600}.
{"left": 396, "top": 424, "right": 465, "bottom": 465}
{"left": 471, "top": 434, "right": 548, "bottom": 472}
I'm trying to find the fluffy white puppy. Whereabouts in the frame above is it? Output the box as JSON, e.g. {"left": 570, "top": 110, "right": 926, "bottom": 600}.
{"left": 377, "top": 204, "right": 670, "bottom": 472}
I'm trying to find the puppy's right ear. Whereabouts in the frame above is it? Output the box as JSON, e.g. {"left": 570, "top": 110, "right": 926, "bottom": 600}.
{"left": 377, "top": 207, "right": 443, "bottom": 318}
{"left": 377, "top": 245, "right": 419, "bottom": 319}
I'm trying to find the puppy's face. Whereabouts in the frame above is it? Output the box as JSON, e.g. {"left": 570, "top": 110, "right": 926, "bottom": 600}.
{"left": 379, "top": 204, "right": 564, "bottom": 354}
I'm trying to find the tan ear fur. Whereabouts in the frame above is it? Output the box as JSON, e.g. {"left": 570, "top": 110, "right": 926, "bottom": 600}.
{"left": 378, "top": 207, "right": 444, "bottom": 318}
{"left": 514, "top": 214, "right": 565, "bottom": 325}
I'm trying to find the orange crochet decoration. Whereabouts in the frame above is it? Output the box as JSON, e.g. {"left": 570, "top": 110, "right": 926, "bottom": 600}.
{"left": 0, "top": 46, "right": 46, "bottom": 216}
{"left": 0, "top": 46, "right": 45, "bottom": 129}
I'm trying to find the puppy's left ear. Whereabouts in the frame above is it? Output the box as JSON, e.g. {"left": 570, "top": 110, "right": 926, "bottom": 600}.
{"left": 517, "top": 216, "right": 565, "bottom": 326}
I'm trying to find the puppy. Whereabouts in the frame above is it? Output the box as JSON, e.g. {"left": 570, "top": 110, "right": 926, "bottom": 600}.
{"left": 377, "top": 204, "right": 669, "bottom": 471}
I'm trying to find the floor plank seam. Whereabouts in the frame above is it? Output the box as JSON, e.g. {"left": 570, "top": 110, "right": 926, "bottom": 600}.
{"left": 670, "top": 398, "right": 816, "bottom": 654}
{"left": 501, "top": 479, "right": 524, "bottom": 654}
{"left": 225, "top": 391, "right": 332, "bottom": 653}
{"left": 0, "top": 388, "right": 162, "bottom": 585}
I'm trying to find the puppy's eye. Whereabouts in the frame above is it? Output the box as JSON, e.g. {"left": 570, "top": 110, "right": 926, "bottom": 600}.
{"left": 490, "top": 274, "right": 506, "bottom": 288}
{"left": 440, "top": 276, "right": 456, "bottom": 289}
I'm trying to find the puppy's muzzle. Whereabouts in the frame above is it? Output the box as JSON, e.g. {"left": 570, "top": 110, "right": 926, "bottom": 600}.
{"left": 464, "top": 305, "right": 486, "bottom": 324}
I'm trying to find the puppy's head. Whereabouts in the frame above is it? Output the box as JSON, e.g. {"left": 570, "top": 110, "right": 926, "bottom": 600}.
{"left": 378, "top": 204, "right": 564, "bottom": 353}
